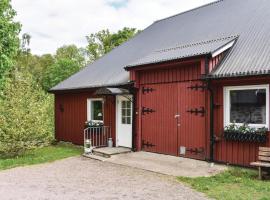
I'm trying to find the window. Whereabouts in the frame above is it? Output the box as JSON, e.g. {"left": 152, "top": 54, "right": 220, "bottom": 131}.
{"left": 121, "top": 100, "right": 132, "bottom": 124}
{"left": 87, "top": 98, "right": 104, "bottom": 122}
{"left": 224, "top": 85, "right": 269, "bottom": 128}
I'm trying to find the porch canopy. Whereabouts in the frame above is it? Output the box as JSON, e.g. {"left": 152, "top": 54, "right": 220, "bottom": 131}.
{"left": 95, "top": 87, "right": 130, "bottom": 96}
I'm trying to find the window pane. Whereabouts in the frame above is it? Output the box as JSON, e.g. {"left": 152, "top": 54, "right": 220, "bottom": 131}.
{"left": 126, "top": 108, "right": 131, "bottom": 117}
{"left": 126, "top": 101, "right": 131, "bottom": 108}
{"left": 230, "top": 89, "right": 266, "bottom": 124}
{"left": 122, "top": 116, "right": 126, "bottom": 124}
{"left": 121, "top": 101, "right": 126, "bottom": 109}
{"left": 91, "top": 101, "right": 103, "bottom": 121}
{"left": 121, "top": 108, "right": 126, "bottom": 117}
{"left": 126, "top": 117, "right": 131, "bottom": 124}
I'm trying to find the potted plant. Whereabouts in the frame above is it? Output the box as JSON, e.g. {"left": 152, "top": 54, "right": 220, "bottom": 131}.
{"left": 85, "top": 120, "right": 104, "bottom": 128}
{"left": 224, "top": 123, "right": 268, "bottom": 143}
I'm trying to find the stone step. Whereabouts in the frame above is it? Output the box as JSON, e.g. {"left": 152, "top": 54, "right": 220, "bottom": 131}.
{"left": 93, "top": 147, "right": 132, "bottom": 158}
{"left": 93, "top": 150, "right": 111, "bottom": 158}
{"left": 82, "top": 153, "right": 108, "bottom": 161}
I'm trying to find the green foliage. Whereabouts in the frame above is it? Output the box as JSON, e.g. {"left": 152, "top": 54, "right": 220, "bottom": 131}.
{"left": 86, "top": 27, "right": 139, "bottom": 62}
{"left": 0, "top": 68, "right": 54, "bottom": 158}
{"left": 42, "top": 55, "right": 83, "bottom": 91}
{"left": 0, "top": 0, "right": 21, "bottom": 89}
{"left": 0, "top": 143, "right": 82, "bottom": 170}
{"left": 178, "top": 167, "right": 270, "bottom": 200}
{"left": 16, "top": 52, "right": 55, "bottom": 86}
{"left": 55, "top": 44, "right": 86, "bottom": 66}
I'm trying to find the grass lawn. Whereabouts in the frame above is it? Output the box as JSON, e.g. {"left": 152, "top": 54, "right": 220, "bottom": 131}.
{"left": 0, "top": 143, "right": 83, "bottom": 171}
{"left": 178, "top": 167, "right": 270, "bottom": 200}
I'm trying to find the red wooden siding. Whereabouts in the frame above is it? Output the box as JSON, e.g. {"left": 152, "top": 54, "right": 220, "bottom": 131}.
{"left": 132, "top": 59, "right": 207, "bottom": 159}
{"left": 55, "top": 91, "right": 116, "bottom": 145}
{"left": 209, "top": 52, "right": 225, "bottom": 73}
{"left": 177, "top": 81, "right": 206, "bottom": 160}
{"left": 138, "top": 63, "right": 201, "bottom": 85}
{"left": 211, "top": 77, "right": 270, "bottom": 166}
{"left": 141, "top": 83, "right": 178, "bottom": 155}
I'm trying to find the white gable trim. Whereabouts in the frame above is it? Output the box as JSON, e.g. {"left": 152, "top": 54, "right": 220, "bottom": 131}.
{"left": 212, "top": 40, "right": 236, "bottom": 58}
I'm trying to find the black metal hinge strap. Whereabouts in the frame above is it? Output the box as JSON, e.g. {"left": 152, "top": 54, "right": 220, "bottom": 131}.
{"left": 142, "top": 140, "right": 155, "bottom": 148}
{"left": 142, "top": 107, "right": 155, "bottom": 115}
{"left": 187, "top": 83, "right": 207, "bottom": 91}
{"left": 186, "top": 106, "right": 205, "bottom": 117}
{"left": 186, "top": 147, "right": 205, "bottom": 154}
{"left": 142, "top": 87, "right": 155, "bottom": 94}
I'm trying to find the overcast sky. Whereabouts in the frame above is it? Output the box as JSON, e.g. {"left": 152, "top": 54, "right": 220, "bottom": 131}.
{"left": 12, "top": 0, "right": 215, "bottom": 55}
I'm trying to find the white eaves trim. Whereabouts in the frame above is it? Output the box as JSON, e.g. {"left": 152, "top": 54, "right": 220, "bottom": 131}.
{"left": 211, "top": 40, "right": 236, "bottom": 58}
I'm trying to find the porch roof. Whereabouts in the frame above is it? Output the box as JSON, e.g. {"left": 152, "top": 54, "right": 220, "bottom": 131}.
{"left": 95, "top": 87, "right": 130, "bottom": 95}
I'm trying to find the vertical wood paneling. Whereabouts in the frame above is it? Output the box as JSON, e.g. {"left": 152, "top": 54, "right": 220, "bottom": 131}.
{"left": 177, "top": 81, "right": 206, "bottom": 160}
{"left": 141, "top": 83, "right": 178, "bottom": 155}
{"left": 212, "top": 78, "right": 270, "bottom": 166}
{"left": 55, "top": 91, "right": 116, "bottom": 145}
{"left": 133, "top": 60, "right": 207, "bottom": 158}
{"left": 139, "top": 63, "right": 201, "bottom": 84}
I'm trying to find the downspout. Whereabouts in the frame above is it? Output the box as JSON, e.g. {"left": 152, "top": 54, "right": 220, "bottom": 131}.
{"left": 130, "top": 86, "right": 137, "bottom": 152}
{"left": 204, "top": 56, "right": 215, "bottom": 162}
{"left": 207, "top": 80, "right": 215, "bottom": 162}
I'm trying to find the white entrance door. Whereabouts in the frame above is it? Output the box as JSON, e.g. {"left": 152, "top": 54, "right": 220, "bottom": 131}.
{"left": 116, "top": 95, "right": 132, "bottom": 148}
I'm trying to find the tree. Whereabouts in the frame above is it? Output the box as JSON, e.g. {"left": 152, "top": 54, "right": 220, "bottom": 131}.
{"left": 43, "top": 58, "right": 82, "bottom": 91}
{"left": 55, "top": 45, "right": 86, "bottom": 67}
{"left": 0, "top": 0, "right": 21, "bottom": 90}
{"left": 21, "top": 33, "right": 31, "bottom": 54}
{"left": 0, "top": 68, "right": 54, "bottom": 157}
{"left": 86, "top": 27, "right": 139, "bottom": 62}
{"left": 16, "top": 52, "right": 55, "bottom": 86}
{"left": 42, "top": 45, "right": 86, "bottom": 91}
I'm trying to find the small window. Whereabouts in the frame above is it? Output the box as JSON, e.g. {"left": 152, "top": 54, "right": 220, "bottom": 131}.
{"left": 224, "top": 85, "right": 269, "bottom": 128}
{"left": 121, "top": 100, "right": 132, "bottom": 124}
{"left": 87, "top": 98, "right": 103, "bottom": 122}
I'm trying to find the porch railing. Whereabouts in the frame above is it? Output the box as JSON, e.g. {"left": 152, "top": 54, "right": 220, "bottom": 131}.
{"left": 84, "top": 126, "right": 111, "bottom": 148}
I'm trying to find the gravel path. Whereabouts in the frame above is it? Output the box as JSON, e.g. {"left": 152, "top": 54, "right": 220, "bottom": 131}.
{"left": 0, "top": 156, "right": 208, "bottom": 200}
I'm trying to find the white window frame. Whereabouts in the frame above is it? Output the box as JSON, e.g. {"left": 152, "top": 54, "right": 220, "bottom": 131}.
{"left": 224, "top": 84, "right": 269, "bottom": 128}
{"left": 87, "top": 98, "right": 104, "bottom": 122}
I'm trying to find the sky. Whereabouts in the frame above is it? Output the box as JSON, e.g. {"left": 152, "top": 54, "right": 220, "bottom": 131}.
{"left": 12, "top": 0, "right": 215, "bottom": 55}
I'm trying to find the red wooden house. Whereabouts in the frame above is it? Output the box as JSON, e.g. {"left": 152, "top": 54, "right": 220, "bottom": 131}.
{"left": 50, "top": 0, "right": 270, "bottom": 166}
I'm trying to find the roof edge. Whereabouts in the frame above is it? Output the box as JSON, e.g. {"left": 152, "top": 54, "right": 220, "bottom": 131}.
{"left": 49, "top": 82, "right": 132, "bottom": 93}
{"left": 154, "top": 0, "right": 223, "bottom": 23}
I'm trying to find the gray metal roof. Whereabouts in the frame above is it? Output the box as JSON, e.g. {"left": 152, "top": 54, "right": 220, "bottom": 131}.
{"left": 51, "top": 0, "right": 270, "bottom": 91}
{"left": 127, "top": 36, "right": 238, "bottom": 67}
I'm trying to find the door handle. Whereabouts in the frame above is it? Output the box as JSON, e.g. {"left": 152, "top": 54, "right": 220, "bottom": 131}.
{"left": 174, "top": 114, "right": 180, "bottom": 118}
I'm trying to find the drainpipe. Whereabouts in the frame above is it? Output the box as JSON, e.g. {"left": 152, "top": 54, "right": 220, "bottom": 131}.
{"left": 208, "top": 80, "right": 215, "bottom": 162}
{"left": 130, "top": 86, "right": 137, "bottom": 152}
{"left": 204, "top": 56, "right": 215, "bottom": 162}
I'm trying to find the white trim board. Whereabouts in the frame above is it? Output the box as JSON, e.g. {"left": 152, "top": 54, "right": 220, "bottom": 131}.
{"left": 87, "top": 98, "right": 104, "bottom": 122}
{"left": 223, "top": 84, "right": 269, "bottom": 128}
{"left": 212, "top": 40, "right": 236, "bottom": 58}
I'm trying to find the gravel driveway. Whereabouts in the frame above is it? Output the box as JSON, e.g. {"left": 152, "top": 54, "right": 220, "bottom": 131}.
{"left": 0, "top": 156, "right": 208, "bottom": 200}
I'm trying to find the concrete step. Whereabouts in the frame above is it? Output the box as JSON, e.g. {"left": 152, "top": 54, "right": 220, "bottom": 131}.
{"left": 82, "top": 153, "right": 108, "bottom": 161}
{"left": 93, "top": 147, "right": 132, "bottom": 158}
{"left": 93, "top": 150, "right": 111, "bottom": 158}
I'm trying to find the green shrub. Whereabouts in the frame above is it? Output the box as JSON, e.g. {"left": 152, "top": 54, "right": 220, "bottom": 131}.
{"left": 0, "top": 68, "right": 54, "bottom": 158}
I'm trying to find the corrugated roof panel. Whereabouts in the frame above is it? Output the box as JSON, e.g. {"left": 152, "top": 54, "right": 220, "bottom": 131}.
{"left": 127, "top": 36, "right": 237, "bottom": 67}
{"left": 51, "top": 0, "right": 270, "bottom": 91}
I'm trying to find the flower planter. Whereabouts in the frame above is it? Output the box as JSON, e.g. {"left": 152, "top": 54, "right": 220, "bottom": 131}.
{"left": 224, "top": 131, "right": 267, "bottom": 143}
